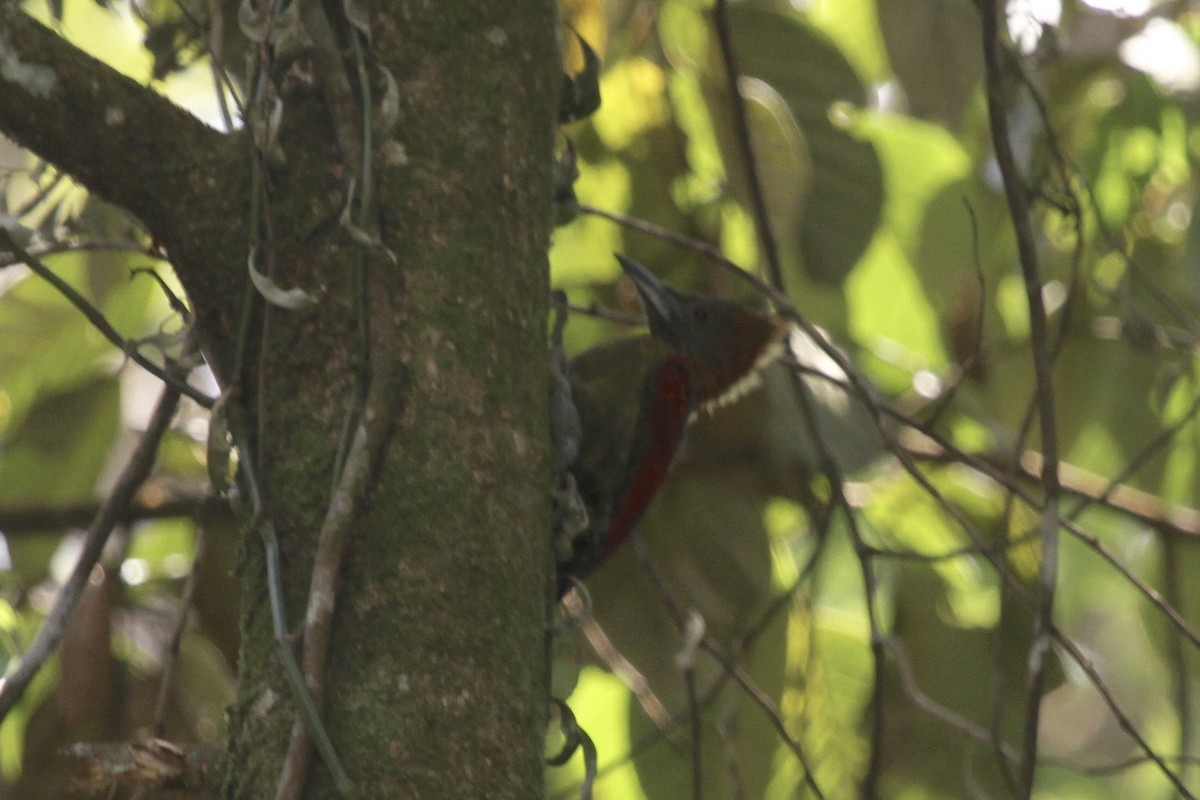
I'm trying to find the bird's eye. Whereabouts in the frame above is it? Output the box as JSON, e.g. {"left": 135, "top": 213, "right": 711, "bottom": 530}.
{"left": 692, "top": 307, "right": 709, "bottom": 323}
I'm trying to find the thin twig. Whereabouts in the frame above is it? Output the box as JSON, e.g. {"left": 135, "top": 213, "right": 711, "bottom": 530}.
{"left": 582, "top": 617, "right": 672, "bottom": 730}
{"left": 715, "top": 702, "right": 747, "bottom": 800}
{"left": 1162, "top": 533, "right": 1191, "bottom": 786}
{"left": 577, "top": 203, "right": 793, "bottom": 310}
{"left": 276, "top": 20, "right": 382, "bottom": 800}
{"left": 566, "top": 301, "right": 644, "bottom": 327}
{"left": 0, "top": 381, "right": 181, "bottom": 722}
{"left": 685, "top": 664, "right": 702, "bottom": 800}
{"left": 1050, "top": 625, "right": 1194, "bottom": 798}
{"left": 0, "top": 238, "right": 156, "bottom": 270}
{"left": 879, "top": 439, "right": 1192, "bottom": 794}
{"left": 900, "top": 430, "right": 1200, "bottom": 542}
{"left": 883, "top": 637, "right": 1022, "bottom": 765}
{"left": 154, "top": 523, "right": 208, "bottom": 736}
{"left": 0, "top": 229, "right": 215, "bottom": 408}
{"left": 165, "top": 0, "right": 244, "bottom": 119}
{"left": 711, "top": 0, "right": 785, "bottom": 291}
{"left": 783, "top": 343, "right": 886, "bottom": 791}
{"left": 207, "top": 0, "right": 236, "bottom": 131}
{"left": 1045, "top": 753, "right": 1200, "bottom": 778}
{"left": 633, "top": 545, "right": 828, "bottom": 800}
{"left": 229, "top": 412, "right": 355, "bottom": 796}
{"left": 978, "top": 8, "right": 1062, "bottom": 793}
{"left": 918, "top": 198, "right": 988, "bottom": 429}
{"left": 233, "top": 36, "right": 353, "bottom": 796}
{"left": 899, "top": 424, "right": 1200, "bottom": 654}
{"left": 700, "top": 645, "right": 827, "bottom": 800}
{"left": 677, "top": 610, "right": 705, "bottom": 800}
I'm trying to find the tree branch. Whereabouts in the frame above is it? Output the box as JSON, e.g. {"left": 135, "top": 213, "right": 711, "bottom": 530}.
{"left": 711, "top": 0, "right": 786, "bottom": 292}
{"left": 0, "top": 7, "right": 235, "bottom": 237}
{"left": 0, "top": 379, "right": 181, "bottom": 722}
{"left": 0, "top": 227, "right": 217, "bottom": 407}
{"left": 978, "top": 4, "right": 1062, "bottom": 793}
{"left": 0, "top": 491, "right": 215, "bottom": 534}
{"left": 0, "top": 6, "right": 253, "bottom": 380}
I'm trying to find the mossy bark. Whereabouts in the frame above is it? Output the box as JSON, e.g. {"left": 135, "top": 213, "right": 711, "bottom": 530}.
{"left": 222, "top": 1, "right": 560, "bottom": 796}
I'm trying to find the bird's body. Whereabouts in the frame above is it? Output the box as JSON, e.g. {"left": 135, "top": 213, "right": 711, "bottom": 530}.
{"left": 555, "top": 256, "right": 786, "bottom": 595}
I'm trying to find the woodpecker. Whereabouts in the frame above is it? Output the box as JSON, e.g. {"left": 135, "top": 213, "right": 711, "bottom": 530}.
{"left": 556, "top": 255, "right": 788, "bottom": 598}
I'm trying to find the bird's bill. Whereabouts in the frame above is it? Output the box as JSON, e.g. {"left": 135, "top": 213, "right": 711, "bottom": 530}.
{"left": 614, "top": 254, "right": 688, "bottom": 338}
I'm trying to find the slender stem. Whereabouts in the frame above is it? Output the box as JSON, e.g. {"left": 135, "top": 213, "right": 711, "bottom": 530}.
{"left": 0, "top": 382, "right": 181, "bottom": 722}
{"left": 712, "top": 0, "right": 786, "bottom": 292}
{"left": 977, "top": 5, "right": 1061, "bottom": 794}
{"left": 0, "top": 229, "right": 214, "bottom": 408}
{"left": 154, "top": 524, "right": 208, "bottom": 736}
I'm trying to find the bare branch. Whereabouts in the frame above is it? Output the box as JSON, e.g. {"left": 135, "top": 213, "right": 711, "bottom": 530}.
{"left": 0, "top": 380, "right": 181, "bottom": 721}
{"left": 0, "top": 229, "right": 216, "bottom": 407}
{"left": 0, "top": 491, "right": 215, "bottom": 534}
{"left": 711, "top": 0, "right": 785, "bottom": 291}
{"left": 980, "top": 7, "right": 1062, "bottom": 790}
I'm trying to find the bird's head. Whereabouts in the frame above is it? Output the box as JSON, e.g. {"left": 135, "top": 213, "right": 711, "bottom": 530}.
{"left": 616, "top": 254, "right": 787, "bottom": 415}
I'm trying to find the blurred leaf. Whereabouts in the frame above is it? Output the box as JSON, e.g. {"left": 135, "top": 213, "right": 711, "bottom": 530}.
{"left": 0, "top": 249, "right": 157, "bottom": 436}
{"left": 854, "top": 111, "right": 971, "bottom": 255}
{"left": 807, "top": 0, "right": 890, "bottom": 84}
{"left": 125, "top": 518, "right": 195, "bottom": 582}
{"left": 592, "top": 58, "right": 667, "bottom": 152}
{"left": 583, "top": 460, "right": 786, "bottom": 799}
{"left": 865, "top": 464, "right": 1003, "bottom": 628}
{"left": 27, "top": 0, "right": 154, "bottom": 79}
{"left": 720, "top": 4, "right": 884, "bottom": 286}
{"left": 787, "top": 609, "right": 873, "bottom": 795}
{"left": 0, "top": 378, "right": 120, "bottom": 579}
{"left": 721, "top": 76, "right": 812, "bottom": 271}
{"left": 173, "top": 630, "right": 236, "bottom": 742}
{"left": 881, "top": 570, "right": 1035, "bottom": 797}
{"left": 154, "top": 429, "right": 207, "bottom": 480}
{"left": 846, "top": 231, "right": 947, "bottom": 390}
{"left": 665, "top": 70, "right": 725, "bottom": 204}
{"left": 549, "top": 160, "right": 630, "bottom": 291}
{"left": 0, "top": 652, "right": 59, "bottom": 782}
{"left": 0, "top": 378, "right": 120, "bottom": 509}
{"left": 876, "top": 0, "right": 983, "bottom": 129}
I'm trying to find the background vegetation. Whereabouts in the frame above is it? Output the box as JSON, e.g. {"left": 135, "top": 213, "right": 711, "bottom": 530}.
{"left": 1, "top": 0, "right": 1198, "bottom": 798}
{"left": 546, "top": 1, "right": 1200, "bottom": 797}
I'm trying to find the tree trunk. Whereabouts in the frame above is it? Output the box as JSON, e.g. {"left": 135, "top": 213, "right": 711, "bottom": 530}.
{"left": 0, "top": 1, "right": 559, "bottom": 796}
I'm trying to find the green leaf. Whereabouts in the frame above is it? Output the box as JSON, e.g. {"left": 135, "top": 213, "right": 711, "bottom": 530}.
{"left": 0, "top": 377, "right": 120, "bottom": 580}
{"left": 876, "top": 0, "right": 984, "bottom": 129}
{"left": 0, "top": 249, "right": 157, "bottom": 436}
{"left": 720, "top": 4, "right": 884, "bottom": 286}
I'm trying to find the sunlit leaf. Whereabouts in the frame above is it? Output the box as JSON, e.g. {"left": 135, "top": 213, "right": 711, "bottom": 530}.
{"left": 591, "top": 58, "right": 667, "bottom": 152}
